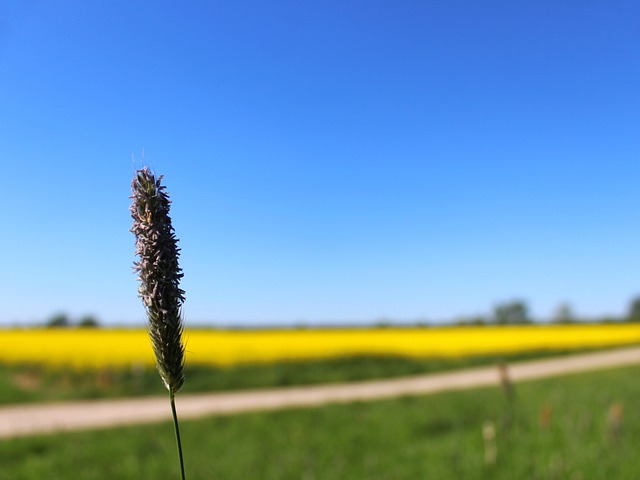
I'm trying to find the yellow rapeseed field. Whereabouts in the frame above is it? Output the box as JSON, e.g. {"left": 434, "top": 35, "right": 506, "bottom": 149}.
{"left": 1, "top": 324, "right": 640, "bottom": 369}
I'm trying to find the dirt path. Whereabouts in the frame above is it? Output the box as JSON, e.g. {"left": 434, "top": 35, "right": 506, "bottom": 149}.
{"left": 2, "top": 345, "right": 640, "bottom": 439}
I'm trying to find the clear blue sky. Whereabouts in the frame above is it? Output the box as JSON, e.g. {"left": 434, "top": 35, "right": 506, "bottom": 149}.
{"left": 1, "top": 1, "right": 639, "bottom": 326}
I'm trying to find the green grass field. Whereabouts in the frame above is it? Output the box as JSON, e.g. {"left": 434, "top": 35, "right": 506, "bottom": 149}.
{"left": 2, "top": 364, "right": 639, "bottom": 479}
{"left": 0, "top": 347, "right": 615, "bottom": 405}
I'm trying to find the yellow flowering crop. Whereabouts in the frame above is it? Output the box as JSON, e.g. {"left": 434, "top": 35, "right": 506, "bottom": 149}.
{"left": 1, "top": 324, "right": 640, "bottom": 369}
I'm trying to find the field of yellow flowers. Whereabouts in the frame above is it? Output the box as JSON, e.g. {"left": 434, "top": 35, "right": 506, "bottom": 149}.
{"left": 2, "top": 324, "right": 640, "bottom": 369}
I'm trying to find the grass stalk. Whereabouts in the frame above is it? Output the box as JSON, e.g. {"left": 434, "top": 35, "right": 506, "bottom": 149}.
{"left": 131, "top": 167, "right": 187, "bottom": 479}
{"left": 170, "top": 387, "right": 186, "bottom": 480}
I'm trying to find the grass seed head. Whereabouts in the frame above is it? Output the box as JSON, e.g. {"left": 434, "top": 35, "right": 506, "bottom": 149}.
{"left": 130, "top": 167, "right": 185, "bottom": 393}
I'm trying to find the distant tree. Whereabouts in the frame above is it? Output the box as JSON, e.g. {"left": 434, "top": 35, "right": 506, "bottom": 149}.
{"left": 78, "top": 315, "right": 100, "bottom": 328}
{"left": 493, "top": 300, "right": 531, "bottom": 325}
{"left": 453, "top": 315, "right": 488, "bottom": 326}
{"left": 374, "top": 317, "right": 393, "bottom": 329}
{"left": 552, "top": 303, "right": 575, "bottom": 324}
{"left": 414, "top": 319, "right": 431, "bottom": 328}
{"left": 627, "top": 296, "right": 640, "bottom": 321}
{"left": 46, "top": 313, "right": 70, "bottom": 328}
{"left": 467, "top": 315, "right": 488, "bottom": 326}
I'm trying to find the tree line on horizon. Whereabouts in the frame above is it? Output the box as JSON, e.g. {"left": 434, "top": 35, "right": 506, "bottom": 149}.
{"left": 44, "top": 313, "right": 100, "bottom": 328}
{"left": 39, "top": 296, "right": 640, "bottom": 329}
{"left": 447, "top": 296, "right": 640, "bottom": 327}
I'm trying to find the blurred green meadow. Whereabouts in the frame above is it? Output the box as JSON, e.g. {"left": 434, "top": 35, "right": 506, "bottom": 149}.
{"left": 0, "top": 347, "right": 611, "bottom": 405}
{"left": 1, "top": 364, "right": 639, "bottom": 479}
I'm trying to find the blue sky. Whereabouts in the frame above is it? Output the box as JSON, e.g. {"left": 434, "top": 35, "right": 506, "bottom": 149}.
{"left": 1, "top": 1, "right": 639, "bottom": 326}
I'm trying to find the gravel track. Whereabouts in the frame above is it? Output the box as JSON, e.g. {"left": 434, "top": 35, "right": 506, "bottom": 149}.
{"left": 2, "top": 345, "right": 639, "bottom": 439}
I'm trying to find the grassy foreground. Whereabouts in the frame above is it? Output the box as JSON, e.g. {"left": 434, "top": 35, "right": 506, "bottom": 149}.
{"left": 2, "top": 364, "right": 639, "bottom": 479}
{"left": 0, "top": 348, "right": 613, "bottom": 405}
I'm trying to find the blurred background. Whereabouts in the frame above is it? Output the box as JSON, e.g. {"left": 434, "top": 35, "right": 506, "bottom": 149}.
{"left": 2, "top": 0, "right": 640, "bottom": 328}
{"left": 2, "top": 3, "right": 640, "bottom": 478}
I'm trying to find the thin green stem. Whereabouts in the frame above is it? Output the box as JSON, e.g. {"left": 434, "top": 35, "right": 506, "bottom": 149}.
{"left": 170, "top": 388, "right": 186, "bottom": 480}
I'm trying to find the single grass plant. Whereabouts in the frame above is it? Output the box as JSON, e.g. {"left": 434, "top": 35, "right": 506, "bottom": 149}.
{"left": 130, "top": 167, "right": 187, "bottom": 480}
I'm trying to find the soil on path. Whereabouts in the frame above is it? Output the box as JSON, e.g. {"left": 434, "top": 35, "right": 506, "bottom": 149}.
{"left": 2, "top": 345, "right": 639, "bottom": 439}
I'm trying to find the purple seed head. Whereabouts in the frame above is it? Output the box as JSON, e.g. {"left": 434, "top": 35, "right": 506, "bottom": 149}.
{"left": 130, "top": 167, "right": 185, "bottom": 393}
